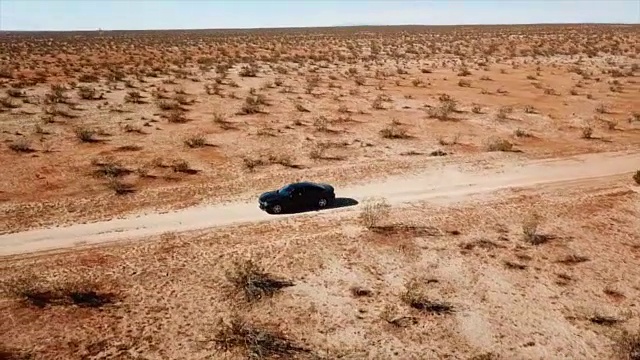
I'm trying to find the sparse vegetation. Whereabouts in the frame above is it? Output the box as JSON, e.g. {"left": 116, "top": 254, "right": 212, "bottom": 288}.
{"left": 74, "top": 127, "right": 98, "bottom": 143}
{"left": 379, "top": 122, "right": 409, "bottom": 139}
{"left": 184, "top": 134, "right": 207, "bottom": 148}
{"left": 486, "top": 137, "right": 514, "bottom": 152}
{"left": 613, "top": 330, "right": 640, "bottom": 360}
{"left": 8, "top": 139, "right": 35, "bottom": 153}
{"left": 224, "top": 259, "right": 294, "bottom": 302}
{"left": 2, "top": 275, "right": 118, "bottom": 308}
{"left": 401, "top": 278, "right": 454, "bottom": 314}
{"left": 0, "top": 24, "right": 639, "bottom": 360}
{"left": 214, "top": 316, "right": 308, "bottom": 358}
{"left": 359, "top": 198, "right": 391, "bottom": 229}
{"left": 522, "top": 212, "right": 547, "bottom": 245}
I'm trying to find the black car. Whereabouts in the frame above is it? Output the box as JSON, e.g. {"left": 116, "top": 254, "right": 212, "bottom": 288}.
{"left": 258, "top": 181, "right": 336, "bottom": 214}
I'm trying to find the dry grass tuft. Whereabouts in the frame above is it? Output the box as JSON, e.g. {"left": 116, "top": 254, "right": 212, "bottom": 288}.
{"left": 92, "top": 160, "right": 132, "bottom": 178}
{"left": 0, "top": 345, "right": 31, "bottom": 360}
{"left": 581, "top": 126, "right": 594, "bottom": 139}
{"left": 428, "top": 96, "right": 457, "bottom": 121}
{"left": 225, "top": 259, "right": 294, "bottom": 302}
{"left": 214, "top": 316, "right": 308, "bottom": 359}
{"left": 358, "top": 197, "right": 391, "bottom": 229}
{"left": 401, "top": 278, "right": 454, "bottom": 314}
{"left": 380, "top": 122, "right": 410, "bottom": 139}
{"left": 8, "top": 139, "right": 35, "bottom": 153}
{"left": 613, "top": 330, "right": 640, "bottom": 360}
{"left": 2, "top": 275, "right": 118, "bottom": 308}
{"left": 522, "top": 213, "right": 548, "bottom": 245}
{"left": 107, "top": 177, "right": 136, "bottom": 195}
{"left": 74, "top": 127, "right": 99, "bottom": 143}
{"left": 184, "top": 134, "right": 207, "bottom": 148}
{"left": 486, "top": 137, "right": 514, "bottom": 152}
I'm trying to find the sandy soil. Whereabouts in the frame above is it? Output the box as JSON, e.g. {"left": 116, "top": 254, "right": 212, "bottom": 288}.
{"left": 1, "top": 24, "right": 639, "bottom": 233}
{"left": 1, "top": 24, "right": 640, "bottom": 360}
{"left": 1, "top": 172, "right": 638, "bottom": 359}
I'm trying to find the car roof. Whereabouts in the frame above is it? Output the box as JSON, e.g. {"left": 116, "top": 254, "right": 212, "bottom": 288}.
{"left": 291, "top": 181, "right": 321, "bottom": 188}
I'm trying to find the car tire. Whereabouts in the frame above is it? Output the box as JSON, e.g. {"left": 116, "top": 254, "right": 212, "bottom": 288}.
{"left": 269, "top": 204, "right": 282, "bottom": 214}
{"left": 317, "top": 198, "right": 328, "bottom": 208}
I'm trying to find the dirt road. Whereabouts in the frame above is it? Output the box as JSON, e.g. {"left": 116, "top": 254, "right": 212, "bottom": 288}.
{"left": 1, "top": 150, "right": 638, "bottom": 256}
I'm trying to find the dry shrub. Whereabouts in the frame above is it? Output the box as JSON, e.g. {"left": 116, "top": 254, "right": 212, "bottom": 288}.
{"left": 581, "top": 126, "right": 594, "bottom": 139}
{"left": 184, "top": 134, "right": 207, "bottom": 148}
{"left": 205, "top": 82, "right": 223, "bottom": 96}
{"left": 313, "top": 116, "right": 329, "bottom": 132}
{"left": 6, "top": 88, "right": 26, "bottom": 97}
{"left": 77, "top": 86, "right": 102, "bottom": 100}
{"left": 44, "top": 84, "right": 68, "bottom": 104}
{"left": 225, "top": 259, "right": 294, "bottom": 302}
{"left": 8, "top": 139, "right": 35, "bottom": 153}
{"left": 0, "top": 345, "right": 31, "bottom": 360}
{"left": 514, "top": 128, "right": 532, "bottom": 138}
{"left": 614, "top": 330, "right": 640, "bottom": 360}
{"left": 588, "top": 314, "right": 620, "bottom": 326}
{"left": 495, "top": 106, "right": 513, "bottom": 121}
{"left": 401, "top": 278, "right": 454, "bottom": 314}
{"left": 359, "top": 197, "right": 391, "bottom": 229}
{"left": 78, "top": 73, "right": 99, "bottom": 83}
{"left": 633, "top": 170, "right": 640, "bottom": 185}
{"left": 214, "top": 316, "right": 308, "bottom": 358}
{"left": 428, "top": 96, "right": 457, "bottom": 120}
{"left": 1, "top": 275, "right": 118, "bottom": 308}
{"left": 380, "top": 122, "right": 409, "bottom": 139}
{"left": 157, "top": 99, "right": 181, "bottom": 111}
{"left": 167, "top": 109, "right": 188, "bottom": 123}
{"left": 469, "top": 353, "right": 500, "bottom": 360}
{"left": 92, "top": 160, "right": 132, "bottom": 178}
{"left": 486, "top": 137, "right": 513, "bottom": 152}
{"left": 243, "top": 157, "right": 267, "bottom": 171}
{"left": 74, "top": 127, "right": 99, "bottom": 143}
{"left": 309, "top": 142, "right": 330, "bottom": 160}
{"left": 267, "top": 153, "right": 296, "bottom": 168}
{"left": 295, "top": 103, "right": 310, "bottom": 112}
{"left": 107, "top": 177, "right": 135, "bottom": 195}
{"left": 522, "top": 213, "right": 545, "bottom": 245}
{"left": 350, "top": 286, "right": 373, "bottom": 297}
{"left": 458, "top": 79, "right": 472, "bottom": 87}
{"left": 371, "top": 96, "right": 385, "bottom": 110}
{"left": 0, "top": 96, "right": 21, "bottom": 108}
{"left": 239, "top": 64, "right": 258, "bottom": 77}
{"left": 124, "top": 90, "right": 144, "bottom": 104}
{"left": 171, "top": 159, "right": 196, "bottom": 174}
{"left": 238, "top": 96, "right": 264, "bottom": 115}
{"left": 557, "top": 254, "right": 589, "bottom": 265}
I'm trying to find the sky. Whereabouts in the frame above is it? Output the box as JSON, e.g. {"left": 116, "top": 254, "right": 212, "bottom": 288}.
{"left": 0, "top": 0, "right": 638, "bottom": 31}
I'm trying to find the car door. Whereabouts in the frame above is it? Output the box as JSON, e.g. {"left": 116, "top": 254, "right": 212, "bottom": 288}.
{"left": 292, "top": 185, "right": 307, "bottom": 209}
{"left": 299, "top": 184, "right": 320, "bottom": 208}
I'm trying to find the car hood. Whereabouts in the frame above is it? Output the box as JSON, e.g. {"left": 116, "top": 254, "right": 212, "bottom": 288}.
{"left": 259, "top": 190, "right": 281, "bottom": 202}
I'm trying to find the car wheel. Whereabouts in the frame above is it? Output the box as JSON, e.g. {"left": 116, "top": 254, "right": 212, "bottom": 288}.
{"left": 270, "top": 204, "right": 282, "bottom": 214}
{"left": 318, "top": 198, "right": 328, "bottom": 208}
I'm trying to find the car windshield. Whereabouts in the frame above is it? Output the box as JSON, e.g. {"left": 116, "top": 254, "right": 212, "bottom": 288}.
{"left": 277, "top": 184, "right": 295, "bottom": 195}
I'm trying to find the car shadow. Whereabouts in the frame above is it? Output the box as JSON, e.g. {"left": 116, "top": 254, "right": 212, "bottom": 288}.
{"left": 279, "top": 197, "right": 359, "bottom": 215}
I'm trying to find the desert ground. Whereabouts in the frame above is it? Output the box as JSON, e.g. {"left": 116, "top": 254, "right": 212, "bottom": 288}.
{"left": 1, "top": 24, "right": 639, "bottom": 359}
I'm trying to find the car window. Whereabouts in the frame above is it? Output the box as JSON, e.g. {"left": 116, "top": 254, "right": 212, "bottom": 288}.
{"left": 277, "top": 184, "right": 295, "bottom": 195}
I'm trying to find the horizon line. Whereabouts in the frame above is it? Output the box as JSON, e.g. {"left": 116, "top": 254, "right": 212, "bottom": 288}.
{"left": 1, "top": 21, "right": 638, "bottom": 33}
